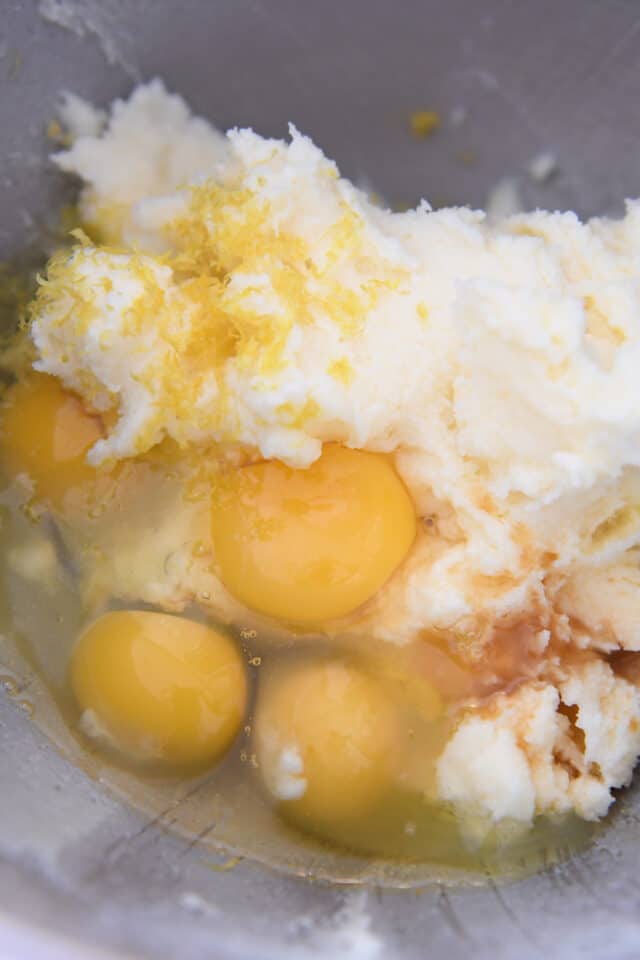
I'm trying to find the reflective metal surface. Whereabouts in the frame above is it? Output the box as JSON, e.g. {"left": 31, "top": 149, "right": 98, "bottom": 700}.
{"left": 3, "top": 2, "right": 640, "bottom": 957}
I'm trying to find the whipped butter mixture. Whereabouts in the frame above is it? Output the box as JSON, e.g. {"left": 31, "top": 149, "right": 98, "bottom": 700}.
{"left": 4, "top": 80, "right": 640, "bottom": 855}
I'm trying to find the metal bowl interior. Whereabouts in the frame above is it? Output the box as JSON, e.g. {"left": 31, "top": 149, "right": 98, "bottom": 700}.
{"left": 3, "top": 1, "right": 640, "bottom": 957}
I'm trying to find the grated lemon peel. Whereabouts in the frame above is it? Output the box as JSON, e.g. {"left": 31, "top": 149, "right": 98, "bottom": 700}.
{"left": 28, "top": 156, "right": 409, "bottom": 464}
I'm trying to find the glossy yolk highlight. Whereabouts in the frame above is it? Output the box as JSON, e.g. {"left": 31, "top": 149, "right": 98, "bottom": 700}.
{"left": 210, "top": 444, "right": 417, "bottom": 623}
{"left": 0, "top": 373, "right": 103, "bottom": 505}
{"left": 71, "top": 610, "right": 247, "bottom": 771}
{"left": 254, "top": 658, "right": 400, "bottom": 825}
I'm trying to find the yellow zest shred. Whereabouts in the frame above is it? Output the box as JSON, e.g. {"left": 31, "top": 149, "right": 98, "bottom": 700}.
{"left": 409, "top": 110, "right": 441, "bottom": 140}
{"left": 28, "top": 169, "right": 409, "bottom": 455}
{"left": 328, "top": 358, "right": 354, "bottom": 384}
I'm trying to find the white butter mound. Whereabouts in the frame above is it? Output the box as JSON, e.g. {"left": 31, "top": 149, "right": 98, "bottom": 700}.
{"left": 438, "top": 658, "right": 640, "bottom": 822}
{"left": 31, "top": 80, "right": 640, "bottom": 643}
{"left": 436, "top": 714, "right": 536, "bottom": 823}
{"left": 54, "top": 79, "right": 232, "bottom": 251}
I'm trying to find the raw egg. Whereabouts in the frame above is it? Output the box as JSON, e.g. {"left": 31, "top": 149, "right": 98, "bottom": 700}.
{"left": 0, "top": 372, "right": 103, "bottom": 506}
{"left": 210, "top": 443, "right": 416, "bottom": 623}
{"left": 254, "top": 657, "right": 399, "bottom": 825}
{"left": 71, "top": 610, "right": 247, "bottom": 771}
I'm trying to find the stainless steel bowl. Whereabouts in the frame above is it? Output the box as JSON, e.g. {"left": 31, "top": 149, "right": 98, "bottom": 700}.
{"left": 3, "top": 2, "right": 640, "bottom": 957}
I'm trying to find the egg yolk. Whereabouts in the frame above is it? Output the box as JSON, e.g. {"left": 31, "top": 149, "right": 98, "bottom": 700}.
{"left": 0, "top": 373, "right": 103, "bottom": 505}
{"left": 210, "top": 444, "right": 417, "bottom": 623}
{"left": 254, "top": 658, "right": 399, "bottom": 825}
{"left": 71, "top": 610, "right": 247, "bottom": 771}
